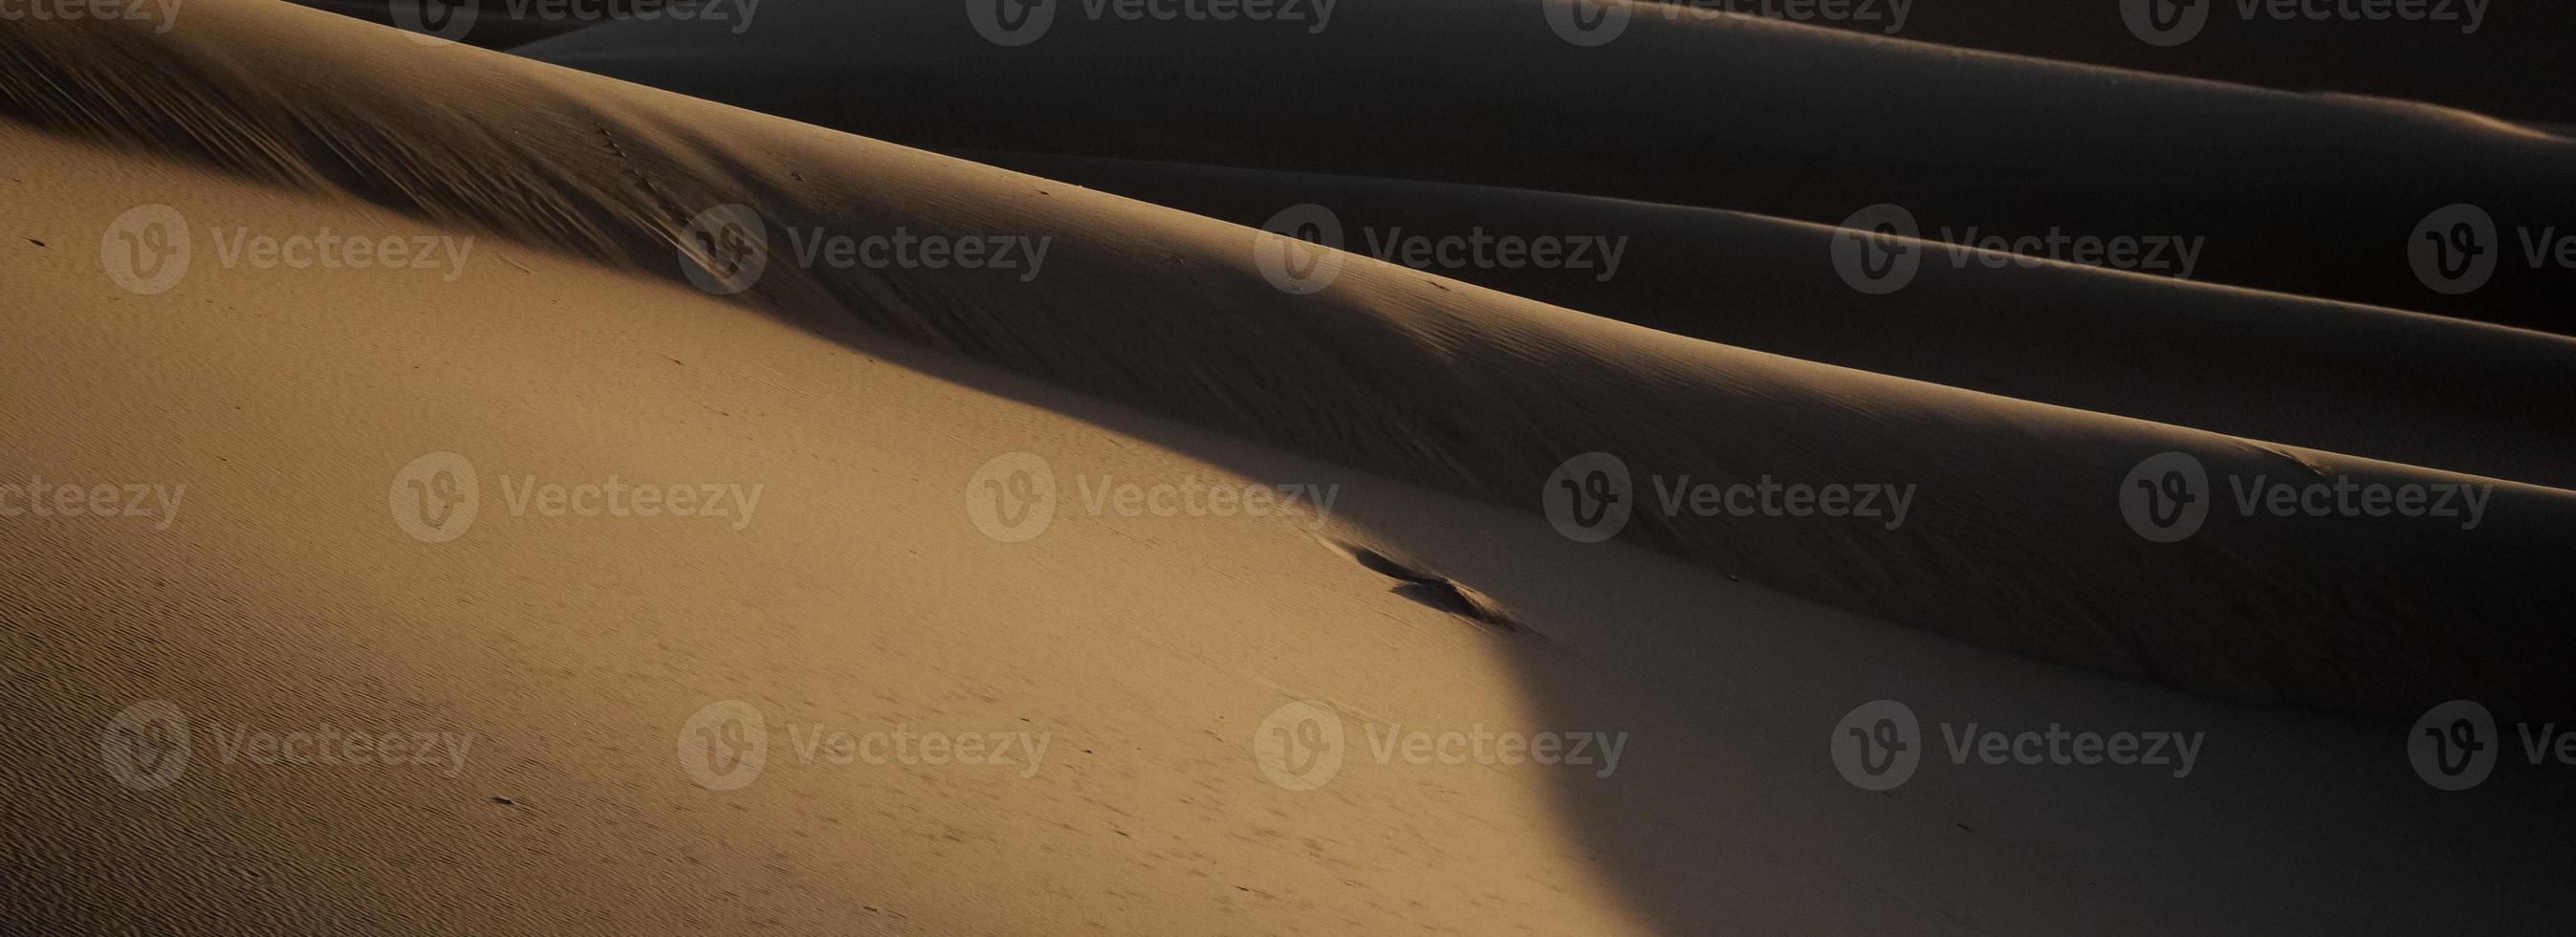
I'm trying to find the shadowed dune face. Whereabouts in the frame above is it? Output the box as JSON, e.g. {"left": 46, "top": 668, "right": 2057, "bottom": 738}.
{"left": 504, "top": 0, "right": 2576, "bottom": 335}
{"left": 959, "top": 151, "right": 2576, "bottom": 491}
{"left": 9, "top": 1, "right": 2576, "bottom": 934}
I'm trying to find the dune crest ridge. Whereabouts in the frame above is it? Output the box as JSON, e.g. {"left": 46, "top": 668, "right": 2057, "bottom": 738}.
{"left": 10, "top": 1, "right": 2571, "bottom": 715}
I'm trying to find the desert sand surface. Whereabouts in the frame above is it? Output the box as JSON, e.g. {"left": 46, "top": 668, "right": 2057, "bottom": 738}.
{"left": 5, "top": 1, "right": 2572, "bottom": 934}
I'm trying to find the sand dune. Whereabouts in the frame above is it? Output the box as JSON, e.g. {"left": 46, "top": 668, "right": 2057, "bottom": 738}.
{"left": 318, "top": 0, "right": 2576, "bottom": 122}
{"left": 7, "top": 2, "right": 2573, "bottom": 933}
{"left": 9, "top": 0, "right": 2569, "bottom": 713}
{"left": 512, "top": 0, "right": 2576, "bottom": 334}
{"left": 14, "top": 126, "right": 2570, "bottom": 934}
{"left": 967, "top": 150, "right": 2576, "bottom": 491}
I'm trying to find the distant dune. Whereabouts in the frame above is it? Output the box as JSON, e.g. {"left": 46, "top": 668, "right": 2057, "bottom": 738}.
{"left": 7, "top": 2, "right": 2573, "bottom": 933}
{"left": 966, "top": 151, "right": 2576, "bottom": 490}
{"left": 320, "top": 0, "right": 2576, "bottom": 122}
{"left": 510, "top": 0, "right": 2576, "bottom": 335}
